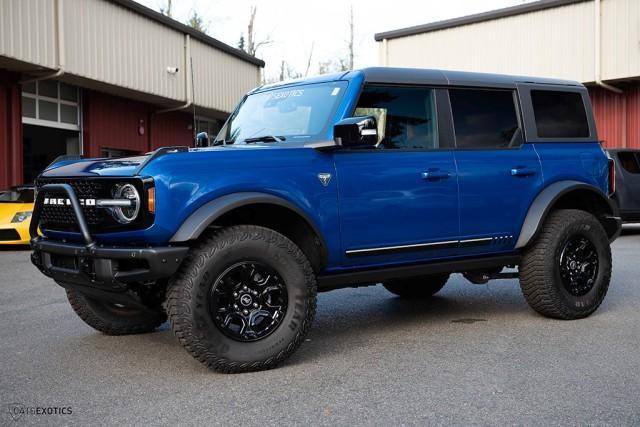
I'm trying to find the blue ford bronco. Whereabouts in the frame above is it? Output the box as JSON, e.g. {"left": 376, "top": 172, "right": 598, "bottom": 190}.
{"left": 31, "top": 68, "right": 621, "bottom": 373}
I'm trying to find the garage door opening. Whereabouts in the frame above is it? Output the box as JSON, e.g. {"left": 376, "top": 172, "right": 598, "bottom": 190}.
{"left": 22, "top": 124, "right": 79, "bottom": 183}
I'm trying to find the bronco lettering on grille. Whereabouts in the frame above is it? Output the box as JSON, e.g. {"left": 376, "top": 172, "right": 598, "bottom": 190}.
{"left": 43, "top": 198, "right": 96, "bottom": 206}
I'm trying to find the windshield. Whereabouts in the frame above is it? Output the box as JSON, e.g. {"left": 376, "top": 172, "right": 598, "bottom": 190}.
{"left": 215, "top": 81, "right": 348, "bottom": 145}
{"left": 0, "top": 187, "right": 34, "bottom": 203}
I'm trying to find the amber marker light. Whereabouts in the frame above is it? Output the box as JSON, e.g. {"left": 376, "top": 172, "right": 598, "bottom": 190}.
{"left": 147, "top": 187, "right": 156, "bottom": 214}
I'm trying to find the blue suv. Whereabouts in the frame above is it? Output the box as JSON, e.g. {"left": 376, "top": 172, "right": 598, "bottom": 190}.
{"left": 30, "top": 68, "right": 621, "bottom": 372}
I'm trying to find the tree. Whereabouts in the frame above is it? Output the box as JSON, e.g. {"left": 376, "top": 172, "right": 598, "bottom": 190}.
{"left": 160, "top": 0, "right": 172, "bottom": 18}
{"left": 304, "top": 42, "right": 315, "bottom": 77}
{"left": 187, "top": 10, "right": 206, "bottom": 33}
{"left": 238, "top": 34, "right": 245, "bottom": 51}
{"left": 246, "top": 6, "right": 272, "bottom": 56}
{"left": 347, "top": 4, "right": 354, "bottom": 70}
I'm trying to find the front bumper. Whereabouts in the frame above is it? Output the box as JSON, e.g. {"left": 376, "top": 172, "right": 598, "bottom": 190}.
{"left": 30, "top": 183, "right": 188, "bottom": 306}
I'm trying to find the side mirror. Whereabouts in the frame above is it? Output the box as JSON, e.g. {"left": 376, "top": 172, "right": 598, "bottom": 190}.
{"left": 333, "top": 116, "right": 378, "bottom": 148}
{"left": 195, "top": 132, "right": 209, "bottom": 147}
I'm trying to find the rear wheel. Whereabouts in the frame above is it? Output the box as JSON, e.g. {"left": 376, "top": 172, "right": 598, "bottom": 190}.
{"left": 519, "top": 209, "right": 612, "bottom": 319}
{"left": 383, "top": 273, "right": 450, "bottom": 298}
{"left": 66, "top": 288, "right": 166, "bottom": 335}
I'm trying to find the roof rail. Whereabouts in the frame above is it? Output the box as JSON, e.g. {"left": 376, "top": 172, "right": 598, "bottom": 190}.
{"left": 134, "top": 146, "right": 190, "bottom": 176}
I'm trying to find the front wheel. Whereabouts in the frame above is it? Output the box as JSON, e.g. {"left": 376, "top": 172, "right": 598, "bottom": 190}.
{"left": 166, "top": 225, "right": 317, "bottom": 373}
{"left": 519, "top": 209, "right": 612, "bottom": 319}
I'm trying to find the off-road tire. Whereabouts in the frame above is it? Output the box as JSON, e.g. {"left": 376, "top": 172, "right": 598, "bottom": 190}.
{"left": 166, "top": 225, "right": 317, "bottom": 373}
{"left": 66, "top": 288, "right": 166, "bottom": 335}
{"left": 383, "top": 273, "right": 450, "bottom": 298}
{"left": 519, "top": 209, "right": 612, "bottom": 320}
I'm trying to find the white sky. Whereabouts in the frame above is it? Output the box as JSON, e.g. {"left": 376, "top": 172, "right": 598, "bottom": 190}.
{"left": 135, "top": 0, "right": 534, "bottom": 81}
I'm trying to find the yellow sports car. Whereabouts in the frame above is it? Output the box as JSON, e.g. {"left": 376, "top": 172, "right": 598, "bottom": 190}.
{"left": 0, "top": 185, "right": 35, "bottom": 245}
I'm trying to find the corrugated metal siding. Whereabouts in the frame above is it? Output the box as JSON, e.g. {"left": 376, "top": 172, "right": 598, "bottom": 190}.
{"left": 381, "top": 1, "right": 596, "bottom": 82}
{"left": 589, "top": 84, "right": 640, "bottom": 149}
{"left": 601, "top": 0, "right": 640, "bottom": 81}
{"left": 590, "top": 86, "right": 626, "bottom": 147}
{"left": 191, "top": 39, "right": 260, "bottom": 113}
{"left": 64, "top": 0, "right": 186, "bottom": 102}
{"left": 626, "top": 86, "right": 640, "bottom": 149}
{"left": 0, "top": 0, "right": 57, "bottom": 68}
{"left": 150, "top": 111, "right": 192, "bottom": 150}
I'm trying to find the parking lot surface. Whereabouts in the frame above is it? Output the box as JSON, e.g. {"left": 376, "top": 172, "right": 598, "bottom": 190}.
{"left": 1, "top": 229, "right": 640, "bottom": 426}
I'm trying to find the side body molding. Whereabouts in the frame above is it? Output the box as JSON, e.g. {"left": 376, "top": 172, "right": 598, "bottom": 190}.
{"left": 515, "top": 180, "right": 618, "bottom": 249}
{"left": 170, "top": 192, "right": 325, "bottom": 245}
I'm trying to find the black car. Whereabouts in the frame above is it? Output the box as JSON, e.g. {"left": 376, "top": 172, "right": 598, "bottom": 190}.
{"left": 608, "top": 149, "right": 640, "bottom": 223}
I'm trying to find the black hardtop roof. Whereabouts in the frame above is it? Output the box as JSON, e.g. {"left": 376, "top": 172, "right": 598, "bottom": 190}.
{"left": 359, "top": 67, "right": 583, "bottom": 88}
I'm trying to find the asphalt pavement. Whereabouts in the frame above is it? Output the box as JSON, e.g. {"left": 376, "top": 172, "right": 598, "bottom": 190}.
{"left": 1, "top": 229, "right": 639, "bottom": 426}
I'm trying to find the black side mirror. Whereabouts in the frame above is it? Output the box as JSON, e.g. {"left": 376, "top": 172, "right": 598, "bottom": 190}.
{"left": 196, "top": 132, "right": 209, "bottom": 147}
{"left": 333, "top": 116, "right": 378, "bottom": 148}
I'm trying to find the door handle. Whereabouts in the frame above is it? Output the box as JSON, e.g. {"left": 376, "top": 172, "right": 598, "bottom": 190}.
{"left": 510, "top": 167, "right": 537, "bottom": 177}
{"left": 421, "top": 170, "right": 451, "bottom": 181}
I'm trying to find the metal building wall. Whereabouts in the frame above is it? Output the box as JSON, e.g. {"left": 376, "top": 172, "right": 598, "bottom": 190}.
{"left": 63, "top": 0, "right": 187, "bottom": 102}
{"left": 590, "top": 85, "right": 640, "bottom": 149}
{"left": 0, "top": 0, "right": 262, "bottom": 113}
{"left": 379, "top": 1, "right": 595, "bottom": 82}
{"left": 191, "top": 39, "right": 261, "bottom": 114}
{"left": 0, "top": 0, "right": 57, "bottom": 69}
{"left": 378, "top": 0, "right": 640, "bottom": 84}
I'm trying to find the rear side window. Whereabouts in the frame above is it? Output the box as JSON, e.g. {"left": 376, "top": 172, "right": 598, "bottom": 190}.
{"left": 617, "top": 152, "right": 640, "bottom": 174}
{"left": 531, "top": 90, "right": 589, "bottom": 138}
{"left": 449, "top": 89, "right": 520, "bottom": 149}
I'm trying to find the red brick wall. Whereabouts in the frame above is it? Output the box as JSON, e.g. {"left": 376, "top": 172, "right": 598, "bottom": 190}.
{"left": 0, "top": 70, "right": 23, "bottom": 188}
{"left": 82, "top": 90, "right": 193, "bottom": 157}
{"left": 589, "top": 84, "right": 640, "bottom": 149}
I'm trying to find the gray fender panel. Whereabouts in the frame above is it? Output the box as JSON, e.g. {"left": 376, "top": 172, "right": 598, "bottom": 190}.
{"left": 170, "top": 192, "right": 325, "bottom": 244}
{"left": 515, "top": 181, "right": 615, "bottom": 249}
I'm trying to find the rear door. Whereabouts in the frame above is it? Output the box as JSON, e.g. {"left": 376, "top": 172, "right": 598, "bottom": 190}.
{"left": 334, "top": 85, "right": 460, "bottom": 267}
{"left": 449, "top": 88, "right": 543, "bottom": 256}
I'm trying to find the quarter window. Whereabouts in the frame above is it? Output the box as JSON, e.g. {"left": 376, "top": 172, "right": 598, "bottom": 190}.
{"left": 449, "top": 89, "right": 520, "bottom": 149}
{"left": 531, "top": 90, "right": 589, "bottom": 138}
{"left": 353, "top": 85, "right": 439, "bottom": 150}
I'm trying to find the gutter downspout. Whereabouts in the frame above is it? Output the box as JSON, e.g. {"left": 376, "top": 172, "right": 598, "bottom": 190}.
{"left": 156, "top": 34, "right": 193, "bottom": 114}
{"left": 21, "top": 0, "right": 65, "bottom": 84}
{"left": 594, "top": 0, "right": 622, "bottom": 93}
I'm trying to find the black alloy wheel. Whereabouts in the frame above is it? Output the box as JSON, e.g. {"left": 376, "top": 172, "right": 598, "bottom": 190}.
{"left": 209, "top": 261, "right": 288, "bottom": 342}
{"left": 558, "top": 235, "right": 599, "bottom": 297}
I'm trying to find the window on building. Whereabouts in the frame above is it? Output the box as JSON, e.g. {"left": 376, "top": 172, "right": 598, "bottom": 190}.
{"left": 531, "top": 90, "right": 589, "bottom": 138}
{"left": 353, "top": 85, "right": 439, "bottom": 150}
{"left": 101, "top": 148, "right": 140, "bottom": 158}
{"left": 22, "top": 81, "right": 80, "bottom": 130}
{"left": 617, "top": 152, "right": 640, "bottom": 174}
{"left": 449, "top": 89, "right": 520, "bottom": 149}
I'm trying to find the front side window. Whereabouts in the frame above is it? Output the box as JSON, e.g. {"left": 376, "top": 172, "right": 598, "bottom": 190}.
{"left": 353, "top": 85, "right": 439, "bottom": 150}
{"left": 215, "top": 81, "right": 347, "bottom": 145}
{"left": 531, "top": 90, "right": 589, "bottom": 138}
{"left": 449, "top": 89, "right": 520, "bottom": 149}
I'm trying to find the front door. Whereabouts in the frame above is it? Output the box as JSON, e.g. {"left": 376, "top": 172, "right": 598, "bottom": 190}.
{"left": 448, "top": 88, "right": 543, "bottom": 256}
{"left": 334, "top": 85, "right": 459, "bottom": 267}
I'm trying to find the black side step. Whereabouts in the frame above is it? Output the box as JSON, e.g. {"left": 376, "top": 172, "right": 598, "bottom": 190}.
{"left": 317, "top": 254, "right": 520, "bottom": 291}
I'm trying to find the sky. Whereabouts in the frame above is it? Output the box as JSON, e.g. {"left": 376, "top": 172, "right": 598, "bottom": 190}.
{"left": 135, "top": 0, "right": 534, "bottom": 81}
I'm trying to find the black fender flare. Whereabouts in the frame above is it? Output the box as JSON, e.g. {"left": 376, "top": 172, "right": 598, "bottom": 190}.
{"left": 170, "top": 191, "right": 327, "bottom": 250}
{"left": 515, "top": 181, "right": 621, "bottom": 249}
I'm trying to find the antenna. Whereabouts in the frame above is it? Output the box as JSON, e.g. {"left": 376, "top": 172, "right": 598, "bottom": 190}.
{"left": 190, "top": 56, "right": 197, "bottom": 146}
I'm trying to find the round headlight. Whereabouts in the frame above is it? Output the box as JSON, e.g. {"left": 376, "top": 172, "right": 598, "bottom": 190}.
{"left": 113, "top": 184, "right": 140, "bottom": 224}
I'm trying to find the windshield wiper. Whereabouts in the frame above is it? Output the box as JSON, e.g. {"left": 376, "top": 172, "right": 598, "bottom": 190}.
{"left": 243, "top": 135, "right": 286, "bottom": 144}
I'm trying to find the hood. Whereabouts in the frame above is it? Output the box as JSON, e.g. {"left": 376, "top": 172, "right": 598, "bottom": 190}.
{"left": 40, "top": 156, "right": 148, "bottom": 178}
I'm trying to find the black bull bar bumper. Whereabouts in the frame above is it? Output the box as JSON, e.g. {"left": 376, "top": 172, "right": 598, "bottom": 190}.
{"left": 30, "top": 183, "right": 188, "bottom": 306}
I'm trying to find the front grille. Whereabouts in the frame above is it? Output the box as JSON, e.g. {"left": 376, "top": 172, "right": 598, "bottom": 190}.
{"left": 0, "top": 229, "right": 21, "bottom": 241}
{"left": 36, "top": 177, "right": 152, "bottom": 233}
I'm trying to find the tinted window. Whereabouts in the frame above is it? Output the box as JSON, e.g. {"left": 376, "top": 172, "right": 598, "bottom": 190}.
{"left": 617, "top": 152, "right": 640, "bottom": 174}
{"left": 531, "top": 90, "right": 589, "bottom": 138}
{"left": 353, "top": 85, "right": 438, "bottom": 150}
{"left": 449, "top": 89, "right": 520, "bottom": 149}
